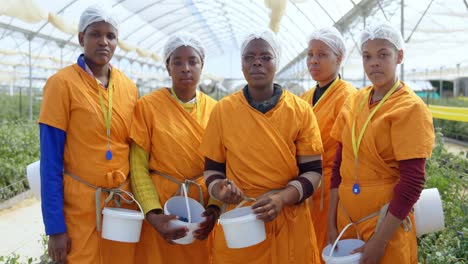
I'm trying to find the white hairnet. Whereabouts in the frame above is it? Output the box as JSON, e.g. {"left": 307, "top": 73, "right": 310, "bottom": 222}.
{"left": 360, "top": 22, "right": 404, "bottom": 51}
{"left": 308, "top": 27, "right": 346, "bottom": 58}
{"left": 79, "top": 5, "right": 119, "bottom": 33}
{"left": 240, "top": 29, "right": 281, "bottom": 67}
{"left": 163, "top": 32, "right": 206, "bottom": 64}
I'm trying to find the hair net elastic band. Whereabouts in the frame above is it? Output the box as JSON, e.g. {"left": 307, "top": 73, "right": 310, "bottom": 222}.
{"left": 308, "top": 27, "right": 346, "bottom": 58}
{"left": 360, "top": 22, "right": 404, "bottom": 51}
{"left": 79, "top": 5, "right": 119, "bottom": 33}
{"left": 163, "top": 32, "right": 206, "bottom": 64}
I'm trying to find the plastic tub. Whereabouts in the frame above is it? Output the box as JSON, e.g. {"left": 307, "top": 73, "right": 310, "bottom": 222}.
{"left": 26, "top": 160, "right": 41, "bottom": 200}
{"left": 102, "top": 207, "right": 144, "bottom": 243}
{"left": 164, "top": 184, "right": 205, "bottom": 244}
{"left": 414, "top": 188, "right": 445, "bottom": 237}
{"left": 322, "top": 223, "right": 364, "bottom": 264}
{"left": 219, "top": 206, "right": 266, "bottom": 248}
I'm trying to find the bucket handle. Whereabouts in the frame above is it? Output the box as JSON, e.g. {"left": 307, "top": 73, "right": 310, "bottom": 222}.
{"left": 235, "top": 197, "right": 256, "bottom": 208}
{"left": 179, "top": 183, "right": 192, "bottom": 223}
{"left": 328, "top": 222, "right": 358, "bottom": 257}
{"left": 114, "top": 189, "right": 145, "bottom": 219}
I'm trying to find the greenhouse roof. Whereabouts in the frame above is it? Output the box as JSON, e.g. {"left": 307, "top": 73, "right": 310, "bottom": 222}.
{"left": 1, "top": 0, "right": 468, "bottom": 89}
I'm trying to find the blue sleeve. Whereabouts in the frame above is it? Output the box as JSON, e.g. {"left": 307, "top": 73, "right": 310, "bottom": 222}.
{"left": 39, "top": 123, "right": 67, "bottom": 235}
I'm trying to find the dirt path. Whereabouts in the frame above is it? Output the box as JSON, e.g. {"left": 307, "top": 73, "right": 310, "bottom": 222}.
{"left": 0, "top": 196, "right": 44, "bottom": 262}
{"left": 443, "top": 138, "right": 468, "bottom": 157}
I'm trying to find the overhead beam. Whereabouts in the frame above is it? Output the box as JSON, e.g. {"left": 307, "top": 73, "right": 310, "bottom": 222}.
{"left": 277, "top": 0, "right": 378, "bottom": 77}
{"left": 0, "top": 22, "right": 163, "bottom": 69}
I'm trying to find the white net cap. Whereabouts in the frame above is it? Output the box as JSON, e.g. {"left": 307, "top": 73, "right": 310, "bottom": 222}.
{"left": 163, "top": 32, "right": 206, "bottom": 64}
{"left": 360, "top": 22, "right": 404, "bottom": 51}
{"left": 240, "top": 29, "right": 281, "bottom": 67}
{"left": 308, "top": 27, "right": 346, "bottom": 58}
{"left": 79, "top": 5, "right": 119, "bottom": 33}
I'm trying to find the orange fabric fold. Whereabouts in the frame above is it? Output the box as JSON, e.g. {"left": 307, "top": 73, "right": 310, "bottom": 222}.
{"left": 200, "top": 90, "right": 323, "bottom": 264}
{"left": 301, "top": 79, "right": 356, "bottom": 259}
{"left": 39, "top": 64, "right": 138, "bottom": 264}
{"left": 130, "top": 88, "right": 217, "bottom": 264}
{"left": 329, "top": 82, "right": 434, "bottom": 264}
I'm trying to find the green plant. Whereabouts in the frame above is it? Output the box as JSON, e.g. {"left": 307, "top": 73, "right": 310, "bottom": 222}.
{"left": 418, "top": 129, "right": 467, "bottom": 263}
{"left": 0, "top": 94, "right": 41, "bottom": 122}
{"left": 38, "top": 234, "right": 52, "bottom": 264}
{"left": 0, "top": 254, "right": 34, "bottom": 264}
{"left": 0, "top": 235, "right": 51, "bottom": 264}
{"left": 0, "top": 121, "right": 39, "bottom": 201}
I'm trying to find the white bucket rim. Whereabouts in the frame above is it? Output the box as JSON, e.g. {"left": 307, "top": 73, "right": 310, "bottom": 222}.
{"left": 163, "top": 184, "right": 205, "bottom": 224}
{"left": 322, "top": 239, "right": 364, "bottom": 262}
{"left": 103, "top": 207, "right": 144, "bottom": 220}
{"left": 219, "top": 206, "right": 257, "bottom": 225}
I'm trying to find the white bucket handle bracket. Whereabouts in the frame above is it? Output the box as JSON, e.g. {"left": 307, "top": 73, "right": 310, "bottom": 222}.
{"left": 117, "top": 189, "right": 145, "bottom": 219}
{"left": 179, "top": 183, "right": 192, "bottom": 223}
{"left": 329, "top": 222, "right": 358, "bottom": 257}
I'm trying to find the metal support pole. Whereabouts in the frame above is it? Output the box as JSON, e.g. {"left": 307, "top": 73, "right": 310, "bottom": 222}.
{"left": 18, "top": 66, "right": 22, "bottom": 118}
{"left": 400, "top": 0, "right": 405, "bottom": 81}
{"left": 362, "top": 17, "right": 366, "bottom": 88}
{"left": 28, "top": 34, "right": 33, "bottom": 121}
{"left": 59, "top": 43, "right": 64, "bottom": 68}
{"left": 454, "top": 63, "right": 460, "bottom": 97}
{"left": 439, "top": 66, "right": 443, "bottom": 98}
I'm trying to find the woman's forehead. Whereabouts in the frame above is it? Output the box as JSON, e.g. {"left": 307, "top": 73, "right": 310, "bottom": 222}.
{"left": 244, "top": 39, "right": 274, "bottom": 54}
{"left": 362, "top": 39, "right": 396, "bottom": 52}
{"left": 86, "top": 21, "right": 117, "bottom": 32}
{"left": 308, "top": 39, "right": 333, "bottom": 51}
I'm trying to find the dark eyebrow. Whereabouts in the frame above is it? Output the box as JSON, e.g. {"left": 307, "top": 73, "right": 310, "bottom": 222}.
{"left": 171, "top": 56, "right": 200, "bottom": 60}
{"left": 244, "top": 51, "right": 274, "bottom": 56}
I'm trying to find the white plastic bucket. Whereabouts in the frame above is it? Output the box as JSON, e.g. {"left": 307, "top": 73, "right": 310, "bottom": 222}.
{"left": 102, "top": 207, "right": 144, "bottom": 243}
{"left": 163, "top": 184, "right": 205, "bottom": 244}
{"left": 322, "top": 223, "right": 364, "bottom": 264}
{"left": 26, "top": 160, "right": 41, "bottom": 200}
{"left": 414, "top": 188, "right": 445, "bottom": 237}
{"left": 219, "top": 206, "right": 266, "bottom": 249}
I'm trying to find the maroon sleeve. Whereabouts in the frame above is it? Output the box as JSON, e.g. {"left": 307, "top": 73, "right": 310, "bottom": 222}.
{"left": 388, "top": 158, "right": 426, "bottom": 220}
{"left": 204, "top": 158, "right": 226, "bottom": 187}
{"left": 331, "top": 143, "right": 342, "bottom": 189}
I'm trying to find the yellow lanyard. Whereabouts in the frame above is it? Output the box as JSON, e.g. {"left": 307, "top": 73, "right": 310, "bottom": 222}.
{"left": 97, "top": 74, "right": 113, "bottom": 160}
{"left": 350, "top": 80, "right": 400, "bottom": 194}
{"left": 170, "top": 87, "right": 201, "bottom": 124}
{"left": 311, "top": 76, "right": 339, "bottom": 110}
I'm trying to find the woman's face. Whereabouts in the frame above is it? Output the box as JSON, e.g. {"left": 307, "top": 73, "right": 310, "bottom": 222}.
{"left": 166, "top": 46, "right": 203, "bottom": 91}
{"left": 306, "top": 39, "right": 341, "bottom": 83}
{"left": 79, "top": 21, "right": 118, "bottom": 67}
{"left": 241, "top": 39, "right": 276, "bottom": 89}
{"left": 362, "top": 39, "right": 403, "bottom": 88}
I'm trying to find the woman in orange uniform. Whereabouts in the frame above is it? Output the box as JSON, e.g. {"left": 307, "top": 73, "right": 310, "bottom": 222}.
{"left": 300, "top": 27, "right": 356, "bottom": 258}
{"left": 39, "top": 5, "right": 138, "bottom": 263}
{"left": 130, "top": 32, "right": 221, "bottom": 264}
{"left": 328, "top": 22, "right": 434, "bottom": 264}
{"left": 200, "top": 29, "right": 324, "bottom": 264}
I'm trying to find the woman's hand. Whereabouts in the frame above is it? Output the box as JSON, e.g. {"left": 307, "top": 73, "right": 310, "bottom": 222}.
{"left": 194, "top": 205, "right": 220, "bottom": 240}
{"left": 351, "top": 238, "right": 387, "bottom": 264}
{"left": 252, "top": 193, "right": 284, "bottom": 222}
{"left": 212, "top": 179, "right": 243, "bottom": 204}
{"left": 48, "top": 232, "right": 71, "bottom": 263}
{"left": 146, "top": 210, "right": 188, "bottom": 243}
